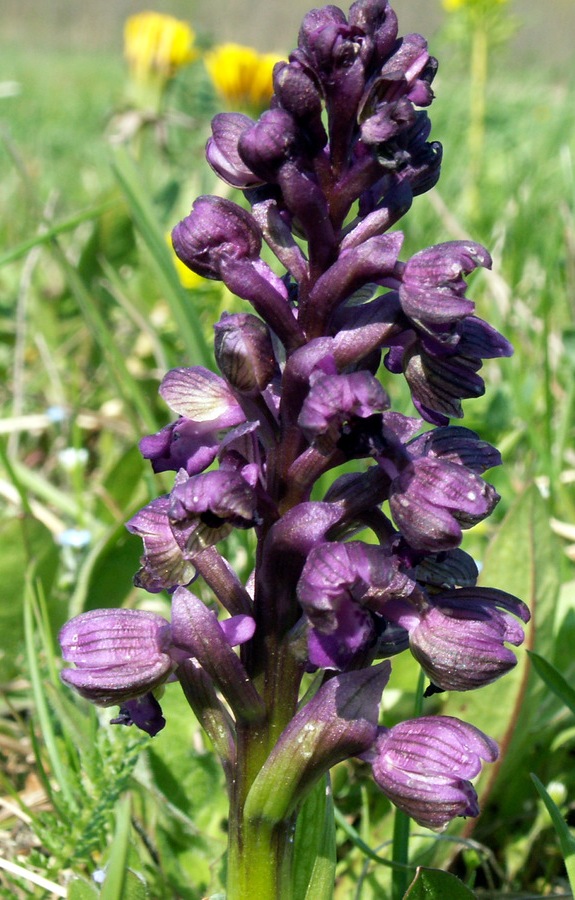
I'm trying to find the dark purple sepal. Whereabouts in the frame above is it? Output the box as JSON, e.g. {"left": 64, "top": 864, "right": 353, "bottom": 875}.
{"left": 170, "top": 587, "right": 264, "bottom": 722}
{"left": 407, "top": 587, "right": 530, "bottom": 691}
{"left": 110, "top": 693, "right": 166, "bottom": 737}
{"left": 408, "top": 426, "right": 501, "bottom": 474}
{"left": 238, "top": 108, "right": 302, "bottom": 182}
{"left": 172, "top": 196, "right": 262, "bottom": 280}
{"left": 206, "top": 112, "right": 263, "bottom": 188}
{"left": 366, "top": 715, "right": 498, "bottom": 829}
{"left": 59, "top": 608, "right": 174, "bottom": 705}
{"left": 323, "top": 465, "right": 392, "bottom": 519}
{"left": 388, "top": 457, "right": 500, "bottom": 552}
{"left": 298, "top": 540, "right": 393, "bottom": 628}
{"left": 140, "top": 419, "right": 219, "bottom": 476}
{"left": 302, "top": 231, "right": 404, "bottom": 335}
{"left": 360, "top": 97, "right": 415, "bottom": 145}
{"left": 361, "top": 32, "right": 435, "bottom": 111}
{"left": 402, "top": 343, "right": 485, "bottom": 421}
{"left": 169, "top": 468, "right": 261, "bottom": 554}
{"left": 413, "top": 547, "right": 479, "bottom": 590}
{"left": 214, "top": 312, "right": 276, "bottom": 395}
{"left": 244, "top": 662, "right": 391, "bottom": 824}
{"left": 398, "top": 241, "right": 491, "bottom": 327}
{"left": 459, "top": 315, "right": 514, "bottom": 359}
{"left": 298, "top": 370, "right": 389, "bottom": 453}
{"left": 298, "top": 539, "right": 415, "bottom": 668}
{"left": 348, "top": 0, "right": 398, "bottom": 63}
{"left": 307, "top": 598, "right": 375, "bottom": 669}
{"left": 296, "top": 9, "right": 369, "bottom": 170}
{"left": 272, "top": 60, "right": 327, "bottom": 153}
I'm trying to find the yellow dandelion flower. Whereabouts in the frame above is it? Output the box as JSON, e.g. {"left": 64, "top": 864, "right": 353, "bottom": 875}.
{"left": 124, "top": 12, "right": 198, "bottom": 85}
{"left": 204, "top": 43, "right": 283, "bottom": 112}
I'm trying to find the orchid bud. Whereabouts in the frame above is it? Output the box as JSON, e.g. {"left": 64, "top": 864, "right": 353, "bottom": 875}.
{"left": 214, "top": 312, "right": 276, "bottom": 395}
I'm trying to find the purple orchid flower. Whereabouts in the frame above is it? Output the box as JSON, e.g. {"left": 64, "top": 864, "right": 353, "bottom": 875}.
{"left": 364, "top": 716, "right": 498, "bottom": 829}
{"left": 384, "top": 587, "right": 531, "bottom": 691}
{"left": 59, "top": 593, "right": 256, "bottom": 736}
{"left": 60, "top": 2, "right": 526, "bottom": 881}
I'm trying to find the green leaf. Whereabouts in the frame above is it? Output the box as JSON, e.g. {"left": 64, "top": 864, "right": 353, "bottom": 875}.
{"left": 528, "top": 651, "right": 575, "bottom": 716}
{"left": 293, "top": 775, "right": 336, "bottom": 900}
{"left": 530, "top": 774, "right": 575, "bottom": 895}
{"left": 404, "top": 867, "right": 476, "bottom": 899}
{"left": 100, "top": 795, "right": 133, "bottom": 900}
{"left": 118, "top": 870, "right": 149, "bottom": 900}
{"left": 67, "top": 878, "right": 100, "bottom": 899}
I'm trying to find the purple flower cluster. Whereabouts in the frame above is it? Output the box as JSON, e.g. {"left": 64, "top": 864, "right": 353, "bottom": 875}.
{"left": 60, "top": 0, "right": 528, "bottom": 832}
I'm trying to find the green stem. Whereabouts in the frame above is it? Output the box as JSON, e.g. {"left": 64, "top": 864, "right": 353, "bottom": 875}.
{"left": 227, "top": 807, "right": 296, "bottom": 900}
{"left": 226, "top": 641, "right": 303, "bottom": 899}
{"left": 391, "top": 809, "right": 411, "bottom": 900}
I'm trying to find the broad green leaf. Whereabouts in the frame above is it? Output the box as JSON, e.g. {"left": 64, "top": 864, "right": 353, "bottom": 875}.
{"left": 404, "top": 867, "right": 476, "bottom": 899}
{"left": 551, "top": 580, "right": 575, "bottom": 676}
{"left": 117, "top": 870, "right": 149, "bottom": 900}
{"left": 293, "top": 775, "right": 336, "bottom": 900}
{"left": 67, "top": 878, "right": 99, "bottom": 899}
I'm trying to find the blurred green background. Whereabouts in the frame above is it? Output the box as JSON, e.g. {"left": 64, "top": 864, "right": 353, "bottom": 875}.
{"left": 2, "top": 0, "right": 575, "bottom": 67}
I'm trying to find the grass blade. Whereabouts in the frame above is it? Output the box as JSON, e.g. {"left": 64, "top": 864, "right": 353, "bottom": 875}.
{"left": 531, "top": 774, "right": 575, "bottom": 894}
{"left": 99, "top": 795, "right": 132, "bottom": 900}
{"left": 111, "top": 147, "right": 212, "bottom": 369}
{"left": 24, "top": 578, "right": 78, "bottom": 812}
{"left": 527, "top": 650, "right": 575, "bottom": 716}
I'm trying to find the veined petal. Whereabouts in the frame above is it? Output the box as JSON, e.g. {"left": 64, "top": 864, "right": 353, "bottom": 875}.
{"left": 206, "top": 112, "right": 263, "bottom": 188}
{"left": 59, "top": 608, "right": 173, "bottom": 705}
{"left": 127, "top": 495, "right": 196, "bottom": 593}
{"left": 159, "top": 366, "right": 245, "bottom": 425}
{"left": 370, "top": 715, "right": 497, "bottom": 829}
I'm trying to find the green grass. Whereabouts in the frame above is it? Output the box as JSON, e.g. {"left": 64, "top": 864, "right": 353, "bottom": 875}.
{"left": 1, "top": 25, "right": 575, "bottom": 900}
